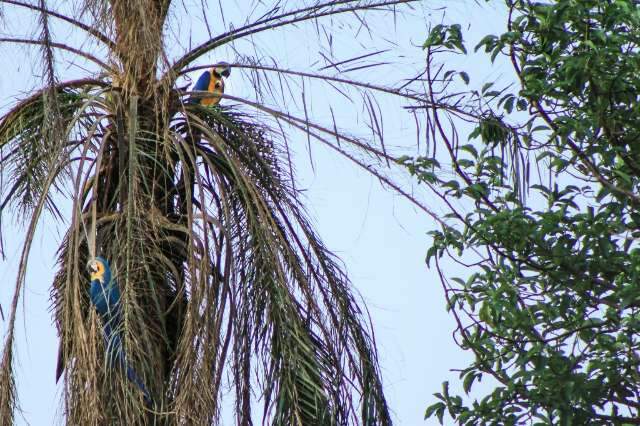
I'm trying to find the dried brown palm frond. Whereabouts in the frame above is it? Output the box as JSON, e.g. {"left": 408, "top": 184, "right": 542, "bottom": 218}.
{"left": 0, "top": 0, "right": 437, "bottom": 424}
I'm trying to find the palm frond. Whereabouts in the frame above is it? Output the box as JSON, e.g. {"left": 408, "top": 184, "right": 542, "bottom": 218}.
{"left": 158, "top": 108, "right": 391, "bottom": 424}
{"left": 0, "top": 87, "right": 95, "bottom": 223}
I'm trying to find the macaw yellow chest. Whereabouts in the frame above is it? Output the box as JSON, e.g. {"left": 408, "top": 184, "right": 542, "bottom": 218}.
{"left": 202, "top": 72, "right": 224, "bottom": 106}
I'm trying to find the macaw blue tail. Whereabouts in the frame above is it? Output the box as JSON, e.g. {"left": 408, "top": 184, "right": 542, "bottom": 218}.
{"left": 105, "top": 331, "right": 153, "bottom": 406}
{"left": 126, "top": 365, "right": 153, "bottom": 407}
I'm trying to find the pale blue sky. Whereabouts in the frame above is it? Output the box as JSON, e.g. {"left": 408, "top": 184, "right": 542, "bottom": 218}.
{"left": 0, "top": 1, "right": 512, "bottom": 424}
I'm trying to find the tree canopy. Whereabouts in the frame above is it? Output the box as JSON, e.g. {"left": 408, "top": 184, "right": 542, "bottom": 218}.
{"left": 407, "top": 0, "right": 640, "bottom": 424}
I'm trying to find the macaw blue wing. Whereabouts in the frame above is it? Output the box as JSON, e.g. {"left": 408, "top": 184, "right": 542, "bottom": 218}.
{"left": 90, "top": 280, "right": 120, "bottom": 321}
{"left": 190, "top": 70, "right": 212, "bottom": 104}
{"left": 192, "top": 70, "right": 211, "bottom": 92}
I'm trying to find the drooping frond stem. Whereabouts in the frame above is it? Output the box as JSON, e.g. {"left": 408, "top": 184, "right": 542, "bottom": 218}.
{"left": 180, "top": 62, "right": 471, "bottom": 115}
{"left": 0, "top": 111, "right": 71, "bottom": 421}
{"left": 219, "top": 92, "right": 444, "bottom": 223}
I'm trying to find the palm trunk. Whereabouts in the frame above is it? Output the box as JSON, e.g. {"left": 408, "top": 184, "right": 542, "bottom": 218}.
{"left": 93, "top": 3, "right": 184, "bottom": 416}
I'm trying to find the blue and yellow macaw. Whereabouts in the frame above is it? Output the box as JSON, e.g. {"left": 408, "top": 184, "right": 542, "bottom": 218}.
{"left": 87, "top": 257, "right": 152, "bottom": 405}
{"left": 191, "top": 62, "right": 231, "bottom": 106}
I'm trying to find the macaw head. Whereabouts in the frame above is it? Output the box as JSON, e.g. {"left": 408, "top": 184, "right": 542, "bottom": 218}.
{"left": 212, "top": 62, "right": 231, "bottom": 79}
{"left": 87, "top": 256, "right": 111, "bottom": 284}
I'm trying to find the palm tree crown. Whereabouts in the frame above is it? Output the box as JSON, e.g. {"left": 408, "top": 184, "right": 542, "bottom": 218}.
{"left": 0, "top": 0, "right": 426, "bottom": 424}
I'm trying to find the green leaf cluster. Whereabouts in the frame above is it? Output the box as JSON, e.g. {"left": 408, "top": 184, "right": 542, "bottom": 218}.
{"left": 412, "top": 1, "right": 640, "bottom": 424}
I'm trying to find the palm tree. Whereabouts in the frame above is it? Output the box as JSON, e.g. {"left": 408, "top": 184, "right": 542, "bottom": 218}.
{"left": 0, "top": 0, "right": 427, "bottom": 424}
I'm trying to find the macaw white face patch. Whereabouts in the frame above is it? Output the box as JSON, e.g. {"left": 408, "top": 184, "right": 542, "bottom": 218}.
{"left": 88, "top": 259, "right": 105, "bottom": 283}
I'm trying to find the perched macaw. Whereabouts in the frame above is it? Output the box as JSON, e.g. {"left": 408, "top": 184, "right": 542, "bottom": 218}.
{"left": 191, "top": 62, "right": 231, "bottom": 106}
{"left": 87, "top": 257, "right": 152, "bottom": 405}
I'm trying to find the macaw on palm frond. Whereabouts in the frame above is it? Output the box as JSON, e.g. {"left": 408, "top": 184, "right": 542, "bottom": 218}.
{"left": 191, "top": 62, "right": 231, "bottom": 106}
{"left": 86, "top": 257, "right": 152, "bottom": 406}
